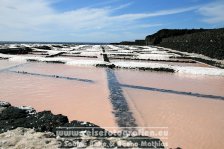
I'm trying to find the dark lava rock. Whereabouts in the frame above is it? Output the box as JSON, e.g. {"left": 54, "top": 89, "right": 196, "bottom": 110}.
{"left": 0, "top": 101, "right": 11, "bottom": 107}
{"left": 0, "top": 47, "right": 32, "bottom": 54}
{"left": 138, "top": 67, "right": 175, "bottom": 73}
{"left": 27, "top": 59, "right": 40, "bottom": 62}
{"left": 115, "top": 66, "right": 175, "bottom": 73}
{"left": 96, "top": 63, "right": 115, "bottom": 69}
{"left": 63, "top": 120, "right": 100, "bottom": 128}
{"left": 46, "top": 52, "right": 65, "bottom": 58}
{"left": 43, "top": 60, "right": 66, "bottom": 64}
{"left": 52, "top": 45, "right": 63, "bottom": 48}
{"left": 0, "top": 106, "right": 68, "bottom": 133}
{"left": 145, "top": 28, "right": 207, "bottom": 45}
{"left": 0, "top": 106, "right": 27, "bottom": 120}
{"left": 0, "top": 102, "right": 165, "bottom": 148}
{"left": 102, "top": 54, "right": 110, "bottom": 62}
{"left": 146, "top": 28, "right": 224, "bottom": 60}
{"left": 34, "top": 45, "right": 52, "bottom": 50}
{"left": 0, "top": 57, "right": 9, "bottom": 60}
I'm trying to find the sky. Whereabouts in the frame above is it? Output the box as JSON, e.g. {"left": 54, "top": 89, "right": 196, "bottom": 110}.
{"left": 0, "top": 0, "right": 224, "bottom": 42}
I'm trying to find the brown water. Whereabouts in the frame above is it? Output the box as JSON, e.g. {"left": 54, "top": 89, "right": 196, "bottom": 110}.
{"left": 116, "top": 69, "right": 224, "bottom": 149}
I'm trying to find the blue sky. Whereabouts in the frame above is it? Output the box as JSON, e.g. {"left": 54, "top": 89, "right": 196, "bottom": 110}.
{"left": 0, "top": 0, "right": 223, "bottom": 42}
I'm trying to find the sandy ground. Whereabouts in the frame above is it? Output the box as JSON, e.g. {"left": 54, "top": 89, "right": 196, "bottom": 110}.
{"left": 116, "top": 69, "right": 224, "bottom": 149}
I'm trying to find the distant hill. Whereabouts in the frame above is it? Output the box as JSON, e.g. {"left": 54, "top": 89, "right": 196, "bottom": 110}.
{"left": 145, "top": 28, "right": 224, "bottom": 60}
{"left": 111, "top": 40, "right": 145, "bottom": 46}
{"left": 145, "top": 29, "right": 208, "bottom": 45}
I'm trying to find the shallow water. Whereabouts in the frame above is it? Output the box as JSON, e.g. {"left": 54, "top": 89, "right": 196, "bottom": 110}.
{"left": 0, "top": 60, "right": 23, "bottom": 70}
{"left": 0, "top": 60, "right": 116, "bottom": 127}
{"left": 0, "top": 59, "right": 224, "bottom": 148}
{"left": 116, "top": 69, "right": 224, "bottom": 149}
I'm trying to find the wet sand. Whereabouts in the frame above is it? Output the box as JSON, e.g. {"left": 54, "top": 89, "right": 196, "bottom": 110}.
{"left": 116, "top": 69, "right": 224, "bottom": 149}
{"left": 0, "top": 61, "right": 116, "bottom": 128}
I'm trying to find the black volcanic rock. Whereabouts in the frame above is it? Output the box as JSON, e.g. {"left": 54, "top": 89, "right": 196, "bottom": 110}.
{"left": 145, "top": 28, "right": 207, "bottom": 45}
{"left": 0, "top": 104, "right": 68, "bottom": 133}
{"left": 159, "top": 28, "right": 224, "bottom": 59}
{"left": 34, "top": 45, "right": 52, "bottom": 50}
{"left": 114, "top": 40, "right": 146, "bottom": 46}
{"left": 0, "top": 47, "right": 32, "bottom": 54}
{"left": 0, "top": 101, "right": 11, "bottom": 107}
{"left": 0, "top": 106, "right": 27, "bottom": 120}
{"left": 0, "top": 102, "right": 165, "bottom": 148}
{"left": 145, "top": 28, "right": 224, "bottom": 60}
{"left": 135, "top": 39, "right": 146, "bottom": 45}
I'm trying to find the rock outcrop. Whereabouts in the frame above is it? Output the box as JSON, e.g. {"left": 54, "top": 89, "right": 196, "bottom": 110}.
{"left": 145, "top": 28, "right": 224, "bottom": 60}
{"left": 158, "top": 28, "right": 224, "bottom": 59}
{"left": 145, "top": 29, "right": 207, "bottom": 45}
{"left": 0, "top": 47, "right": 32, "bottom": 54}
{"left": 0, "top": 105, "right": 68, "bottom": 133}
{"left": 112, "top": 40, "right": 146, "bottom": 46}
{"left": 0, "top": 101, "right": 165, "bottom": 148}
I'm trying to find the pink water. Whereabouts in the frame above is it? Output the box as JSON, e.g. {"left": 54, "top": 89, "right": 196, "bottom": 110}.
{"left": 0, "top": 61, "right": 116, "bottom": 127}
{"left": 116, "top": 69, "right": 224, "bottom": 149}
{"left": 0, "top": 59, "right": 224, "bottom": 149}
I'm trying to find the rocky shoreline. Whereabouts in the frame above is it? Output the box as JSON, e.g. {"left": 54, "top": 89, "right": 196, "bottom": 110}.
{"left": 0, "top": 101, "right": 165, "bottom": 148}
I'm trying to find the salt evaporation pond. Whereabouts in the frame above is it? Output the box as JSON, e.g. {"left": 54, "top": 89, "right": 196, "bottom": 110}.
{"left": 0, "top": 44, "right": 224, "bottom": 149}
{"left": 115, "top": 69, "right": 224, "bottom": 149}
{"left": 0, "top": 60, "right": 116, "bottom": 127}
